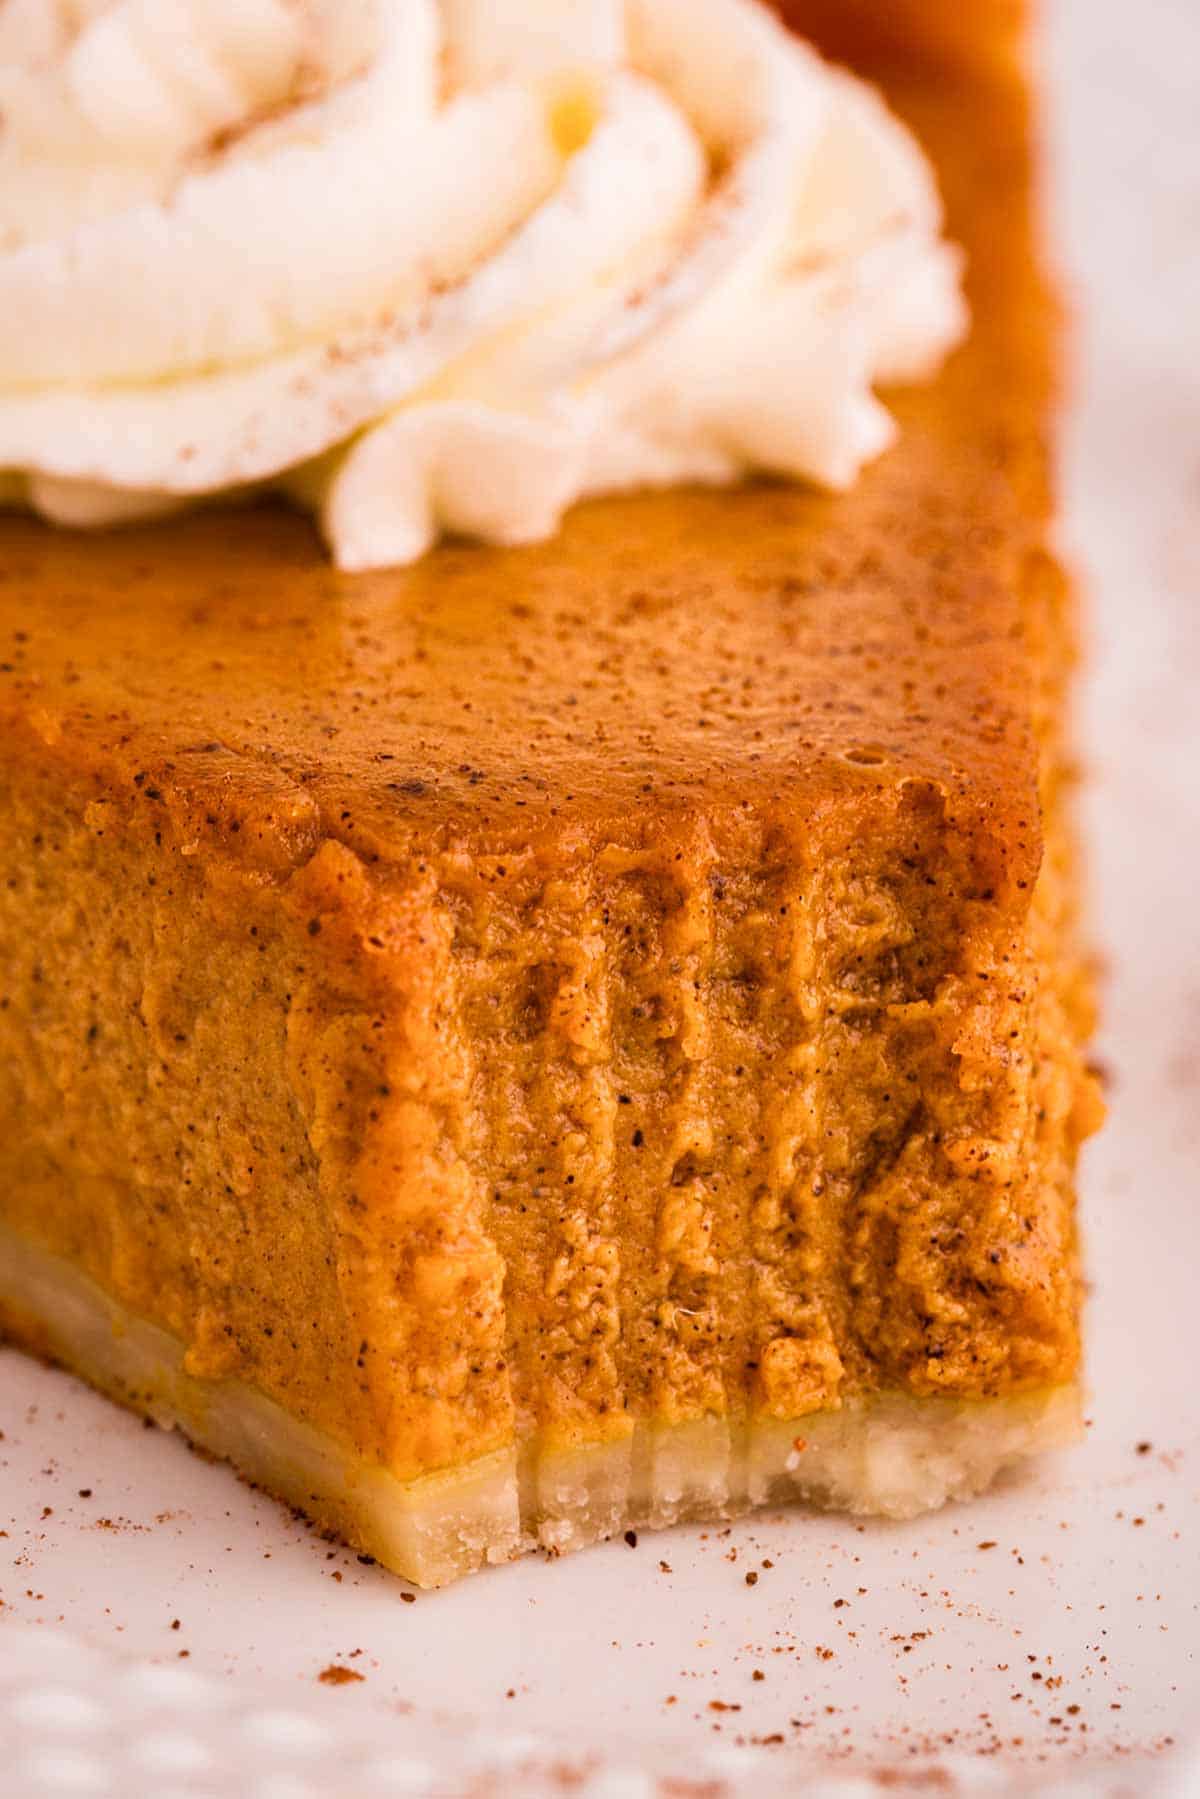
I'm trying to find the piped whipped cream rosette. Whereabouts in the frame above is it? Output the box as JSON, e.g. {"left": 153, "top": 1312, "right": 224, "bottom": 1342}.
{"left": 0, "top": 0, "right": 968, "bottom": 570}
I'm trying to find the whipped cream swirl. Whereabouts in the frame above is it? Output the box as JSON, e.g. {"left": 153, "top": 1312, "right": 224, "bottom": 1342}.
{"left": 0, "top": 0, "right": 967, "bottom": 569}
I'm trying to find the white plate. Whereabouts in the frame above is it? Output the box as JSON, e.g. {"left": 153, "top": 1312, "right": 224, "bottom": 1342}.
{"left": 2, "top": 1, "right": 1199, "bottom": 1793}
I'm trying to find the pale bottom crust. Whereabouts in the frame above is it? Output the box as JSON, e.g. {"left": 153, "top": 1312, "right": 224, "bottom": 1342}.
{"left": 0, "top": 1221, "right": 1082, "bottom": 1587}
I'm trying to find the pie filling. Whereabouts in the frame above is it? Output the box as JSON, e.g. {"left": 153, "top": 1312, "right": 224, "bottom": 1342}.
{"left": 0, "top": 1220, "right": 1081, "bottom": 1588}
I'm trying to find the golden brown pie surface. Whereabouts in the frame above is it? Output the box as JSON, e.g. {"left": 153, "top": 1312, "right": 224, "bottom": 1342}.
{"left": 0, "top": 16, "right": 1102, "bottom": 1582}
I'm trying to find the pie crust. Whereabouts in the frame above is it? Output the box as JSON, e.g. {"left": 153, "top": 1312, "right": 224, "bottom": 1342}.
{"left": 1, "top": 1221, "right": 1081, "bottom": 1587}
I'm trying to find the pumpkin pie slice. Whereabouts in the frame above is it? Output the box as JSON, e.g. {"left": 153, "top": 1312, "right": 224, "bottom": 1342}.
{"left": 0, "top": 6, "right": 1100, "bottom": 1586}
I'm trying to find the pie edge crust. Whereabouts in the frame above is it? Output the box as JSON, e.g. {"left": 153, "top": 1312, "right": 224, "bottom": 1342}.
{"left": 0, "top": 1217, "right": 1082, "bottom": 1587}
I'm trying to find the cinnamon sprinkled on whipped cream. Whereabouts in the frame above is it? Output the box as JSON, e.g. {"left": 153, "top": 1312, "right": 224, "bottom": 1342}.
{"left": 0, "top": 0, "right": 967, "bottom": 569}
